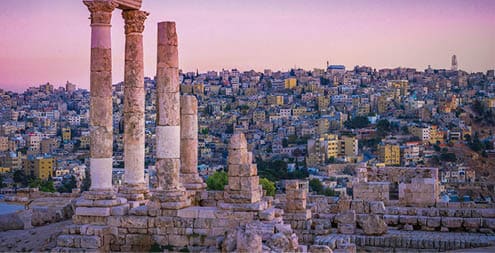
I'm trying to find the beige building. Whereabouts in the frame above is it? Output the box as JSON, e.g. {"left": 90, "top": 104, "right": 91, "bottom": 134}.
{"left": 379, "top": 144, "right": 401, "bottom": 166}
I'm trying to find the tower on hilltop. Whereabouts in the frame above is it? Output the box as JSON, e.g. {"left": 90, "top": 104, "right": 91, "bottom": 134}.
{"left": 451, "top": 54, "right": 458, "bottom": 71}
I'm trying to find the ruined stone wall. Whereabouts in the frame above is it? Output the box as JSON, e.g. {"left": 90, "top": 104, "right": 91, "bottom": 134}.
{"left": 353, "top": 182, "right": 390, "bottom": 202}
{"left": 398, "top": 178, "right": 439, "bottom": 206}
{"left": 367, "top": 167, "right": 438, "bottom": 183}
{"left": 383, "top": 204, "right": 495, "bottom": 232}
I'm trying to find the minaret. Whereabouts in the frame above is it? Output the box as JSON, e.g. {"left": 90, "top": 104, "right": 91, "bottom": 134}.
{"left": 451, "top": 55, "right": 458, "bottom": 71}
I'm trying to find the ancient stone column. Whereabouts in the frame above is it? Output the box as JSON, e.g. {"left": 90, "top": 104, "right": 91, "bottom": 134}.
{"left": 153, "top": 21, "right": 188, "bottom": 209}
{"left": 180, "top": 95, "right": 206, "bottom": 191}
{"left": 84, "top": 0, "right": 118, "bottom": 195}
{"left": 120, "top": 9, "right": 149, "bottom": 202}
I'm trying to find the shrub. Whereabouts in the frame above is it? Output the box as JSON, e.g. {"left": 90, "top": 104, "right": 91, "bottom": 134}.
{"left": 206, "top": 171, "right": 228, "bottom": 190}
{"left": 260, "top": 178, "right": 276, "bottom": 196}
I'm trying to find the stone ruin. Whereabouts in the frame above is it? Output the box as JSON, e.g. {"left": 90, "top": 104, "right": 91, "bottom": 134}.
{"left": 50, "top": 1, "right": 495, "bottom": 252}
{"left": 353, "top": 166, "right": 440, "bottom": 207}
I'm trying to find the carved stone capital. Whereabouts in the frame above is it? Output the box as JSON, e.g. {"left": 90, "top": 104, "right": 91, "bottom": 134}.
{"left": 83, "top": 0, "right": 118, "bottom": 25}
{"left": 122, "top": 10, "right": 149, "bottom": 34}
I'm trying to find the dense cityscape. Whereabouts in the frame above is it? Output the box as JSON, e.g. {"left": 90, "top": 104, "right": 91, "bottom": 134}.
{"left": 2, "top": 58, "right": 494, "bottom": 201}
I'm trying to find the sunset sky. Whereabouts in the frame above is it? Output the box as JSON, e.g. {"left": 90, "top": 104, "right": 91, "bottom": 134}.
{"left": 0, "top": 0, "right": 494, "bottom": 92}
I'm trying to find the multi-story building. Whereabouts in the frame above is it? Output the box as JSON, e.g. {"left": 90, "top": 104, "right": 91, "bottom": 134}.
{"left": 23, "top": 155, "right": 54, "bottom": 180}
{"left": 284, "top": 78, "right": 297, "bottom": 89}
{"left": 409, "top": 125, "right": 430, "bottom": 143}
{"left": 26, "top": 133, "right": 41, "bottom": 155}
{"left": 41, "top": 138, "right": 58, "bottom": 154}
{"left": 379, "top": 144, "right": 401, "bottom": 166}
{"left": 0, "top": 136, "right": 9, "bottom": 152}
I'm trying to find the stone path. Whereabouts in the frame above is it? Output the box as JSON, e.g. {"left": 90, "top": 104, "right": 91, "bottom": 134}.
{"left": 315, "top": 229, "right": 495, "bottom": 251}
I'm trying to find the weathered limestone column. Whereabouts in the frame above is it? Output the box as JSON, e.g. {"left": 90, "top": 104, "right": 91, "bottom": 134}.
{"left": 120, "top": 9, "right": 149, "bottom": 202}
{"left": 153, "top": 21, "right": 189, "bottom": 210}
{"left": 84, "top": 0, "right": 117, "bottom": 197}
{"left": 70, "top": 0, "right": 128, "bottom": 226}
{"left": 180, "top": 95, "right": 206, "bottom": 191}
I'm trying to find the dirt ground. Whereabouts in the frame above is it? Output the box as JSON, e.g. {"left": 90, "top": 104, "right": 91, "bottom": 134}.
{"left": 0, "top": 220, "right": 71, "bottom": 252}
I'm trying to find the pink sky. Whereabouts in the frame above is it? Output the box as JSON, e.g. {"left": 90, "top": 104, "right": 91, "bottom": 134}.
{"left": 0, "top": 0, "right": 494, "bottom": 92}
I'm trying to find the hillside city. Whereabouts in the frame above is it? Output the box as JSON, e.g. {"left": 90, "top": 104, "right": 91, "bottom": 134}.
{"left": 1, "top": 58, "right": 494, "bottom": 202}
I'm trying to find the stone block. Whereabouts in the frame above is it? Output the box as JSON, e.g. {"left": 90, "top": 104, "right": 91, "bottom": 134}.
{"left": 399, "top": 215, "right": 418, "bottom": 225}
{"left": 197, "top": 207, "right": 217, "bottom": 219}
{"left": 120, "top": 216, "right": 148, "bottom": 229}
{"left": 335, "top": 210, "right": 356, "bottom": 224}
{"left": 260, "top": 208, "right": 276, "bottom": 221}
{"left": 338, "top": 223, "right": 355, "bottom": 234}
{"left": 75, "top": 207, "right": 110, "bottom": 217}
{"left": 427, "top": 217, "right": 441, "bottom": 228}
{"left": 80, "top": 236, "right": 102, "bottom": 249}
{"left": 309, "top": 245, "right": 333, "bottom": 253}
{"left": 75, "top": 198, "right": 94, "bottom": 207}
{"left": 228, "top": 164, "right": 257, "bottom": 177}
{"left": 442, "top": 217, "right": 463, "bottom": 228}
{"left": 129, "top": 205, "right": 148, "bottom": 216}
{"left": 168, "top": 234, "right": 188, "bottom": 247}
{"left": 240, "top": 176, "right": 259, "bottom": 191}
{"left": 228, "top": 176, "right": 241, "bottom": 191}
{"left": 177, "top": 206, "right": 199, "bottom": 218}
{"left": 369, "top": 201, "right": 386, "bottom": 214}
{"left": 350, "top": 200, "right": 366, "bottom": 214}
{"left": 110, "top": 205, "right": 129, "bottom": 216}
{"left": 484, "top": 218, "right": 495, "bottom": 229}
{"left": 464, "top": 218, "right": 481, "bottom": 229}
{"left": 229, "top": 133, "right": 248, "bottom": 149}
{"left": 126, "top": 234, "right": 151, "bottom": 247}
{"left": 286, "top": 199, "right": 307, "bottom": 212}
{"left": 357, "top": 214, "right": 387, "bottom": 236}
{"left": 227, "top": 149, "right": 249, "bottom": 165}
{"left": 57, "top": 235, "right": 76, "bottom": 248}
{"left": 481, "top": 208, "right": 495, "bottom": 218}
{"left": 417, "top": 216, "right": 428, "bottom": 226}
{"left": 285, "top": 180, "right": 300, "bottom": 190}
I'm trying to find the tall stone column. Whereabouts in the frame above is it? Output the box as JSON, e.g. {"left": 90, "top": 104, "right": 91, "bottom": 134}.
{"left": 153, "top": 21, "right": 189, "bottom": 210}
{"left": 180, "top": 95, "right": 206, "bottom": 191}
{"left": 120, "top": 9, "right": 149, "bottom": 202}
{"left": 84, "top": 0, "right": 118, "bottom": 197}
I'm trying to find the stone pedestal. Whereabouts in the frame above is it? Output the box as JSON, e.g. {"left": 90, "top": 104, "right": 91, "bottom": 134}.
{"left": 283, "top": 180, "right": 312, "bottom": 240}
{"left": 180, "top": 95, "right": 206, "bottom": 192}
{"left": 121, "top": 9, "right": 149, "bottom": 203}
{"left": 152, "top": 21, "right": 188, "bottom": 210}
{"left": 222, "top": 133, "right": 265, "bottom": 211}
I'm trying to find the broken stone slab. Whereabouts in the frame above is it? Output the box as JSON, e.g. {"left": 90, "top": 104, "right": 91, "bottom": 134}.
{"left": 357, "top": 214, "right": 388, "bottom": 235}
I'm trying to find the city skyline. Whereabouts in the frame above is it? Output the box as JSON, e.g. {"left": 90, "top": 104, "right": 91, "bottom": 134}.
{"left": 0, "top": 0, "right": 494, "bottom": 92}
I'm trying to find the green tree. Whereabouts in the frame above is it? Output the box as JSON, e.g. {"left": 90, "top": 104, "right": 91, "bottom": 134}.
{"left": 13, "top": 170, "right": 30, "bottom": 187}
{"left": 58, "top": 175, "right": 77, "bottom": 193}
{"left": 309, "top": 178, "right": 323, "bottom": 193}
{"left": 322, "top": 187, "right": 337, "bottom": 196}
{"left": 260, "top": 178, "right": 276, "bottom": 196}
{"left": 206, "top": 171, "right": 228, "bottom": 190}
{"left": 376, "top": 119, "right": 391, "bottom": 137}
{"left": 344, "top": 116, "right": 370, "bottom": 129}
{"left": 40, "top": 179, "right": 56, "bottom": 192}
{"left": 282, "top": 138, "right": 288, "bottom": 148}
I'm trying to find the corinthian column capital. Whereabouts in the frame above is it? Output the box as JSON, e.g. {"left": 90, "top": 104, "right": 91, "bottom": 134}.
{"left": 83, "top": 0, "right": 118, "bottom": 25}
{"left": 122, "top": 10, "right": 149, "bottom": 34}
